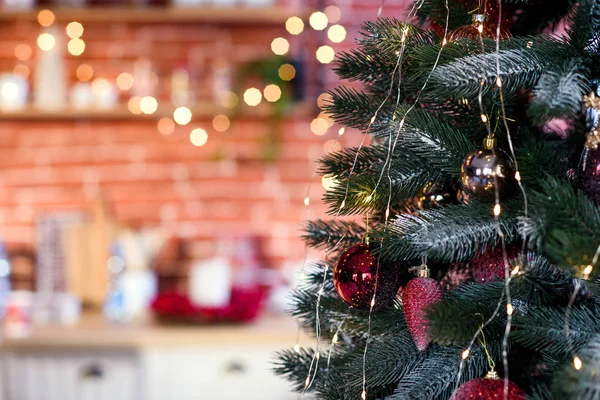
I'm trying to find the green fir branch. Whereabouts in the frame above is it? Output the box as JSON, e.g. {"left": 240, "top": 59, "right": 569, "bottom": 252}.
{"left": 528, "top": 60, "right": 589, "bottom": 123}
{"left": 551, "top": 335, "right": 600, "bottom": 399}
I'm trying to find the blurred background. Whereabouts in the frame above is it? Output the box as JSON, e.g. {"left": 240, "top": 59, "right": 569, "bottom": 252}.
{"left": 0, "top": 0, "right": 408, "bottom": 399}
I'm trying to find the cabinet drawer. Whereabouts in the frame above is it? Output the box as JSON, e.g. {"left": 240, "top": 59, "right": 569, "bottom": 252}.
{"left": 1, "top": 350, "right": 141, "bottom": 400}
{"left": 143, "top": 345, "right": 297, "bottom": 400}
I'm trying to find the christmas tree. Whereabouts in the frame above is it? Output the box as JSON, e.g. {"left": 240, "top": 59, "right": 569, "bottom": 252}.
{"left": 275, "top": 0, "right": 600, "bottom": 399}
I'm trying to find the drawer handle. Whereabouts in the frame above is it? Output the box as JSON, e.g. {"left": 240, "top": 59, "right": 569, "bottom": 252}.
{"left": 224, "top": 360, "right": 246, "bottom": 375}
{"left": 80, "top": 364, "right": 105, "bottom": 380}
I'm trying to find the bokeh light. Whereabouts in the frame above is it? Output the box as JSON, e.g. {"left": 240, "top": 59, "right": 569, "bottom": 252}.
{"left": 324, "top": 5, "right": 342, "bottom": 23}
{"left": 243, "top": 87, "right": 262, "bottom": 107}
{"left": 263, "top": 84, "right": 282, "bottom": 102}
{"left": 37, "top": 10, "right": 55, "bottom": 27}
{"left": 68, "top": 38, "right": 86, "bottom": 56}
{"left": 328, "top": 25, "right": 347, "bottom": 43}
{"left": 174, "top": 106, "right": 192, "bottom": 125}
{"left": 278, "top": 63, "right": 296, "bottom": 81}
{"left": 310, "top": 118, "right": 329, "bottom": 136}
{"left": 14, "top": 44, "right": 32, "bottom": 61}
{"left": 285, "top": 16, "right": 304, "bottom": 35}
{"left": 271, "top": 37, "right": 290, "bottom": 56}
{"left": 318, "top": 111, "right": 334, "bottom": 128}
{"left": 309, "top": 11, "right": 328, "bottom": 31}
{"left": 316, "top": 45, "right": 335, "bottom": 64}
{"left": 128, "top": 96, "right": 142, "bottom": 115}
{"left": 13, "top": 64, "right": 30, "bottom": 78}
{"left": 140, "top": 96, "right": 158, "bottom": 114}
{"left": 212, "top": 114, "right": 230, "bottom": 132}
{"left": 91, "top": 78, "right": 111, "bottom": 96}
{"left": 76, "top": 64, "right": 94, "bottom": 82}
{"left": 317, "top": 92, "right": 332, "bottom": 109}
{"left": 37, "top": 33, "right": 55, "bottom": 51}
{"left": 116, "top": 72, "right": 134, "bottom": 91}
{"left": 66, "top": 22, "right": 84, "bottom": 39}
{"left": 221, "top": 91, "right": 239, "bottom": 109}
{"left": 190, "top": 128, "right": 208, "bottom": 147}
{"left": 158, "top": 117, "right": 175, "bottom": 135}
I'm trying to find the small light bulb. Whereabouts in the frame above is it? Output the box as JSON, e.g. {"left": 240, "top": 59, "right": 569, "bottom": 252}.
{"left": 66, "top": 21, "right": 84, "bottom": 39}
{"left": 361, "top": 391, "right": 367, "bottom": 400}
{"left": 481, "top": 114, "right": 488, "bottom": 123}
{"left": 338, "top": 127, "right": 345, "bottom": 136}
{"left": 271, "top": 37, "right": 290, "bottom": 56}
{"left": 316, "top": 45, "right": 335, "bottom": 64}
{"left": 462, "top": 349, "right": 470, "bottom": 359}
{"left": 309, "top": 11, "right": 328, "bottom": 31}
{"left": 583, "top": 265, "right": 593, "bottom": 279}
{"left": 324, "top": 5, "right": 341, "bottom": 23}
{"left": 190, "top": 128, "right": 208, "bottom": 147}
{"left": 68, "top": 38, "right": 86, "bottom": 56}
{"left": 173, "top": 106, "right": 193, "bottom": 125}
{"left": 116, "top": 72, "right": 134, "bottom": 91}
{"left": 511, "top": 266, "right": 520, "bottom": 276}
{"left": 477, "top": 24, "right": 484, "bottom": 33}
{"left": 515, "top": 171, "right": 521, "bottom": 181}
{"left": 37, "top": 33, "right": 56, "bottom": 51}
{"left": 385, "top": 207, "right": 390, "bottom": 219}
{"left": 365, "top": 194, "right": 372, "bottom": 203}
{"left": 243, "top": 87, "right": 262, "bottom": 107}
{"left": 37, "top": 9, "right": 55, "bottom": 27}
{"left": 305, "top": 377, "right": 311, "bottom": 387}
{"left": 293, "top": 344, "right": 301, "bottom": 353}
{"left": 442, "top": 37, "right": 448, "bottom": 46}
{"left": 370, "top": 298, "right": 376, "bottom": 308}
{"left": 574, "top": 356, "right": 583, "bottom": 370}
{"left": 285, "top": 16, "right": 304, "bottom": 35}
{"left": 140, "top": 96, "right": 158, "bottom": 114}
{"left": 370, "top": 115, "right": 376, "bottom": 124}
{"left": 278, "top": 63, "right": 296, "bottom": 81}
{"left": 340, "top": 200, "right": 345, "bottom": 210}
{"left": 332, "top": 333, "right": 339, "bottom": 344}
{"left": 496, "top": 77, "right": 503, "bottom": 88}
{"left": 263, "top": 84, "right": 282, "bottom": 103}
{"left": 494, "top": 204, "right": 501, "bottom": 216}
{"left": 506, "top": 303, "right": 514, "bottom": 315}
{"left": 327, "top": 24, "right": 346, "bottom": 43}
{"left": 304, "top": 197, "right": 310, "bottom": 206}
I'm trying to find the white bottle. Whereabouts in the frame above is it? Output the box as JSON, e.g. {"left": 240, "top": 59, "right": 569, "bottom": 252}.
{"left": 34, "top": 25, "right": 67, "bottom": 110}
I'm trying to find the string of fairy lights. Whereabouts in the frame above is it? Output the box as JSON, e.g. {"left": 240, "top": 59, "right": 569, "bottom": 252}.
{"left": 297, "top": 0, "right": 596, "bottom": 398}
{"left": 18, "top": 6, "right": 347, "bottom": 153}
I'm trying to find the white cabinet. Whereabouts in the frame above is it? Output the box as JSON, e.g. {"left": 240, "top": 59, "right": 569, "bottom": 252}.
{"left": 0, "top": 351, "right": 141, "bottom": 400}
{"left": 0, "top": 345, "right": 296, "bottom": 400}
{"left": 141, "top": 345, "right": 296, "bottom": 400}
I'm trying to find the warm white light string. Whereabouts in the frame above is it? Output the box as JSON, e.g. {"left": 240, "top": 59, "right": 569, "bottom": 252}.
{"left": 359, "top": 2, "right": 450, "bottom": 399}
{"left": 565, "top": 243, "right": 600, "bottom": 373}
{"left": 453, "top": 2, "right": 531, "bottom": 397}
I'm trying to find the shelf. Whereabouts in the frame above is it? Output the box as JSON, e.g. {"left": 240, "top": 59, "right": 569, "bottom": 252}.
{"left": 0, "top": 102, "right": 314, "bottom": 121}
{"left": 0, "top": 6, "right": 299, "bottom": 24}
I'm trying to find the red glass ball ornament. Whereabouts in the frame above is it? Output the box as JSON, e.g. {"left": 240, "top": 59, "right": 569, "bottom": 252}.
{"left": 450, "top": 378, "right": 526, "bottom": 400}
{"left": 333, "top": 243, "right": 401, "bottom": 311}
{"left": 579, "top": 146, "right": 600, "bottom": 206}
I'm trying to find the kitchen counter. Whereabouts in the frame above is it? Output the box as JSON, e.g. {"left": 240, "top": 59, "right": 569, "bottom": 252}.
{"left": 0, "top": 314, "right": 310, "bottom": 400}
{"left": 1, "top": 314, "right": 310, "bottom": 351}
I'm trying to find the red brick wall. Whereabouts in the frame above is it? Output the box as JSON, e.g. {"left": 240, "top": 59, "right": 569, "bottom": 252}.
{"left": 0, "top": 0, "right": 410, "bottom": 267}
